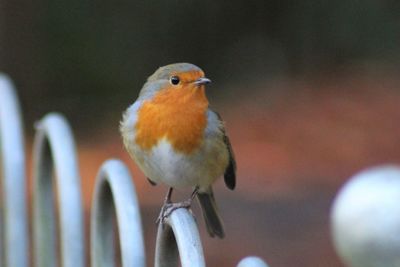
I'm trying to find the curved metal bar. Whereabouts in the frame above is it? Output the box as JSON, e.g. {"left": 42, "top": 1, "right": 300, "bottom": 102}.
{"left": 237, "top": 256, "right": 269, "bottom": 267}
{"left": 32, "top": 113, "right": 85, "bottom": 267}
{"left": 0, "top": 74, "right": 28, "bottom": 267}
{"left": 155, "top": 208, "right": 206, "bottom": 267}
{"left": 90, "top": 159, "right": 146, "bottom": 267}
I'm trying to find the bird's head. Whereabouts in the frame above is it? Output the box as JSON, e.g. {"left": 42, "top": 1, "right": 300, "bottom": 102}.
{"left": 138, "top": 63, "right": 211, "bottom": 101}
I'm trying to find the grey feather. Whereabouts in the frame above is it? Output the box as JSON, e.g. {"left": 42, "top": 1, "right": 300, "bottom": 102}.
{"left": 197, "top": 189, "right": 225, "bottom": 238}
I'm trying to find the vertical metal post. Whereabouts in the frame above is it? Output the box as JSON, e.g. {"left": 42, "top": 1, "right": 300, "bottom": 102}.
{"left": 155, "top": 208, "right": 206, "bottom": 267}
{"left": 32, "top": 113, "right": 85, "bottom": 267}
{"left": 0, "top": 74, "right": 28, "bottom": 267}
{"left": 90, "top": 159, "right": 146, "bottom": 267}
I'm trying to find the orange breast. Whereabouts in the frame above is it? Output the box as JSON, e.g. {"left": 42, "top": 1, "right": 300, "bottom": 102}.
{"left": 135, "top": 85, "right": 208, "bottom": 154}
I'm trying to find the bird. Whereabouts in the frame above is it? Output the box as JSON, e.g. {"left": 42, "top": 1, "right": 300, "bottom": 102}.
{"left": 120, "top": 63, "right": 236, "bottom": 238}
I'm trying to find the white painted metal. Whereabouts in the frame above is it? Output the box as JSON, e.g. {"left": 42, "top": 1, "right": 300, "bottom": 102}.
{"left": 32, "top": 113, "right": 85, "bottom": 267}
{"left": 155, "top": 208, "right": 206, "bottom": 267}
{"left": 90, "top": 159, "right": 146, "bottom": 267}
{"left": 237, "top": 256, "right": 269, "bottom": 267}
{"left": 0, "top": 73, "right": 28, "bottom": 267}
{"left": 332, "top": 165, "right": 400, "bottom": 267}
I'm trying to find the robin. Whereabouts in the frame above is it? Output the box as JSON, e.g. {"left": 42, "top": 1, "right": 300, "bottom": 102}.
{"left": 120, "top": 63, "right": 236, "bottom": 238}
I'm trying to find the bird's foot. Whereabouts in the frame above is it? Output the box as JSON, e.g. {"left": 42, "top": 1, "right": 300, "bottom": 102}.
{"left": 156, "top": 199, "right": 193, "bottom": 225}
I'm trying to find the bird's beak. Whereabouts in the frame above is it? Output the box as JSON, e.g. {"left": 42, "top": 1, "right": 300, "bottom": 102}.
{"left": 194, "top": 77, "right": 211, "bottom": 85}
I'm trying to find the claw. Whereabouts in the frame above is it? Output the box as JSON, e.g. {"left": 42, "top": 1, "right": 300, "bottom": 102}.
{"left": 156, "top": 200, "right": 192, "bottom": 225}
{"left": 156, "top": 187, "right": 199, "bottom": 226}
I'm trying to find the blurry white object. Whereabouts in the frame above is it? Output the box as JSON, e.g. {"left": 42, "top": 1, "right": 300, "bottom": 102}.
{"left": 237, "top": 256, "right": 269, "bottom": 267}
{"left": 331, "top": 165, "right": 400, "bottom": 267}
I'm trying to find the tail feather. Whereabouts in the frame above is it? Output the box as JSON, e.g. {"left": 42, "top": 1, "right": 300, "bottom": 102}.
{"left": 197, "top": 190, "right": 225, "bottom": 238}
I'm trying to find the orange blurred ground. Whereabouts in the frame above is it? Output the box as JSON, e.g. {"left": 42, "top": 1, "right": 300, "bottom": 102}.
{"left": 25, "top": 72, "right": 400, "bottom": 266}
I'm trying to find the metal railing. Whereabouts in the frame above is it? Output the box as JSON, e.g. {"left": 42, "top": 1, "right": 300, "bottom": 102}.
{"left": 0, "top": 74, "right": 28, "bottom": 267}
{"left": 91, "top": 159, "right": 145, "bottom": 267}
{"left": 32, "top": 113, "right": 85, "bottom": 267}
{"left": 0, "top": 73, "right": 269, "bottom": 267}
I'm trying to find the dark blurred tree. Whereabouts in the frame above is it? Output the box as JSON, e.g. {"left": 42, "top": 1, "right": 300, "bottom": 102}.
{"left": 0, "top": 1, "right": 3, "bottom": 65}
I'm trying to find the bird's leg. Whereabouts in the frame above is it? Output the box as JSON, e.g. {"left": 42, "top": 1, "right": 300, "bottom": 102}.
{"left": 169, "top": 186, "right": 199, "bottom": 210}
{"left": 182, "top": 186, "right": 199, "bottom": 207}
{"left": 156, "top": 187, "right": 174, "bottom": 224}
{"left": 156, "top": 187, "right": 200, "bottom": 225}
{"left": 164, "top": 187, "right": 173, "bottom": 204}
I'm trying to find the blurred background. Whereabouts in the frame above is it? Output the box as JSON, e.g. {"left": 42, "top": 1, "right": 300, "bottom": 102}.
{"left": 2, "top": 0, "right": 400, "bottom": 266}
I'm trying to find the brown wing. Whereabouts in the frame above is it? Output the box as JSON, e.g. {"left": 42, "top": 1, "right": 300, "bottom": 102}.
{"left": 214, "top": 111, "right": 236, "bottom": 190}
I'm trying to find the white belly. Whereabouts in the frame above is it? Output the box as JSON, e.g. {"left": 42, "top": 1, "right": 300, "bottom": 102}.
{"left": 131, "top": 138, "right": 228, "bottom": 190}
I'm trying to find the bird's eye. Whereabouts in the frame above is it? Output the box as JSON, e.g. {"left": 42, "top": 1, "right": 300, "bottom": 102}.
{"left": 170, "top": 76, "right": 180, "bottom": 85}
